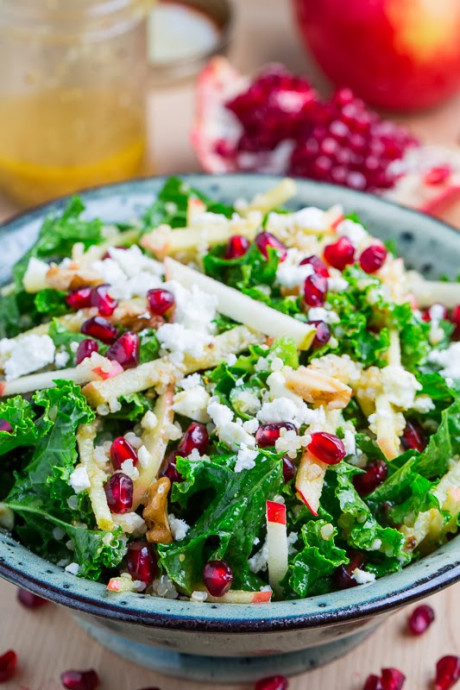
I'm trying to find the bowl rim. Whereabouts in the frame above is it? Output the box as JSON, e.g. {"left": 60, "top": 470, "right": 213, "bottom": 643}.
{"left": 0, "top": 172, "right": 459, "bottom": 633}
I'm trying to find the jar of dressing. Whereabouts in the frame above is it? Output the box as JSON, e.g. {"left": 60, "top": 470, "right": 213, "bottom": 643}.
{"left": 0, "top": 0, "right": 151, "bottom": 207}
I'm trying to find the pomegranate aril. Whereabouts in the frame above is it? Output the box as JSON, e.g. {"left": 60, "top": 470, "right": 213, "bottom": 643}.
{"left": 126, "top": 542, "right": 158, "bottom": 585}
{"left": 160, "top": 450, "right": 184, "bottom": 483}
{"left": 0, "top": 419, "right": 12, "bottom": 433}
{"left": 81, "top": 316, "right": 118, "bottom": 344}
{"left": 359, "top": 244, "right": 387, "bottom": 274}
{"left": 147, "top": 288, "right": 175, "bottom": 316}
{"left": 308, "top": 432, "right": 346, "bottom": 464}
{"left": 401, "top": 420, "right": 426, "bottom": 453}
{"left": 255, "top": 231, "right": 287, "bottom": 262}
{"left": 106, "top": 331, "right": 139, "bottom": 370}
{"left": 324, "top": 236, "right": 355, "bottom": 270}
{"left": 363, "top": 675, "right": 383, "bottom": 690}
{"left": 303, "top": 273, "right": 328, "bottom": 307}
{"left": 110, "top": 437, "right": 138, "bottom": 470}
{"left": 254, "top": 675, "right": 289, "bottom": 690}
{"left": 422, "top": 304, "right": 449, "bottom": 322}
{"left": 225, "top": 234, "right": 250, "bottom": 259}
{"left": 334, "top": 551, "right": 365, "bottom": 590}
{"left": 104, "top": 473, "right": 133, "bottom": 514}
{"left": 282, "top": 456, "right": 297, "bottom": 482}
{"left": 309, "top": 320, "right": 331, "bottom": 349}
{"left": 300, "top": 254, "right": 329, "bottom": 277}
{"left": 66, "top": 286, "right": 92, "bottom": 310}
{"left": 0, "top": 649, "right": 17, "bottom": 683}
{"left": 450, "top": 305, "right": 460, "bottom": 338}
{"left": 75, "top": 339, "right": 99, "bottom": 365}
{"left": 203, "top": 559, "right": 233, "bottom": 597}
{"left": 381, "top": 668, "right": 405, "bottom": 690}
{"left": 17, "top": 588, "right": 47, "bottom": 609}
{"left": 177, "top": 422, "right": 209, "bottom": 455}
{"left": 353, "top": 460, "right": 388, "bottom": 496}
{"left": 423, "top": 165, "right": 451, "bottom": 186}
{"left": 60, "top": 669, "right": 100, "bottom": 690}
{"left": 90, "top": 284, "right": 118, "bottom": 317}
{"left": 434, "top": 656, "right": 460, "bottom": 690}
{"left": 407, "top": 604, "right": 435, "bottom": 635}
{"left": 256, "top": 422, "right": 297, "bottom": 448}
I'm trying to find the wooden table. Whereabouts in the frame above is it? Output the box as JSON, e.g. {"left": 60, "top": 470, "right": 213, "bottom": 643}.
{"left": 0, "top": 1, "right": 459, "bottom": 688}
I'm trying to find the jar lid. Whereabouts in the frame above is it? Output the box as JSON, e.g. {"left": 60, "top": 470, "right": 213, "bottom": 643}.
{"left": 148, "top": 0, "right": 232, "bottom": 85}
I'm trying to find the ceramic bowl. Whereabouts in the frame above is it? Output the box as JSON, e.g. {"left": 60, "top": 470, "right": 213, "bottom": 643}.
{"left": 0, "top": 175, "right": 459, "bottom": 684}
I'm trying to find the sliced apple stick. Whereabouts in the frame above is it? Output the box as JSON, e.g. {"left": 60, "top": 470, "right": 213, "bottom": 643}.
{"left": 165, "top": 258, "right": 315, "bottom": 350}
{"left": 196, "top": 588, "right": 273, "bottom": 604}
{"left": 107, "top": 574, "right": 138, "bottom": 593}
{"left": 374, "top": 330, "right": 403, "bottom": 461}
{"left": 77, "top": 422, "right": 114, "bottom": 531}
{"left": 186, "top": 196, "right": 206, "bottom": 225}
{"left": 244, "top": 178, "right": 297, "bottom": 215}
{"left": 266, "top": 500, "right": 289, "bottom": 596}
{"left": 73, "top": 227, "right": 140, "bottom": 267}
{"left": 283, "top": 366, "right": 352, "bottom": 410}
{"left": 295, "top": 450, "right": 328, "bottom": 517}
{"left": 406, "top": 274, "right": 460, "bottom": 309}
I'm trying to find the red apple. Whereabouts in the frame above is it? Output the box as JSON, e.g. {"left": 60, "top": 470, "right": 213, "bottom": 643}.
{"left": 293, "top": 0, "right": 460, "bottom": 110}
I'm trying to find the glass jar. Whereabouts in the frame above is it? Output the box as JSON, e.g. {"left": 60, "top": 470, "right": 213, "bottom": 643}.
{"left": 0, "top": 0, "right": 151, "bottom": 207}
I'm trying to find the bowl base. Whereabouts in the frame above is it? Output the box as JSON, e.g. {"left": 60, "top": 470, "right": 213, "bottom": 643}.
{"left": 74, "top": 614, "right": 377, "bottom": 683}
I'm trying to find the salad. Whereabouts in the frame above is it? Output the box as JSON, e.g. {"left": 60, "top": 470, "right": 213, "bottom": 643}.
{"left": 0, "top": 177, "right": 459, "bottom": 604}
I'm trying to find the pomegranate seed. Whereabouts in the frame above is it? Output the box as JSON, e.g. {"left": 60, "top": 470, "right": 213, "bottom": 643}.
{"left": 60, "top": 669, "right": 100, "bottom": 690}
{"left": 126, "top": 542, "right": 157, "bottom": 585}
{"left": 177, "top": 422, "right": 209, "bottom": 455}
{"left": 255, "top": 231, "right": 287, "bottom": 262}
{"left": 381, "top": 668, "right": 405, "bottom": 690}
{"left": 90, "top": 284, "right": 118, "bottom": 317}
{"left": 303, "top": 273, "right": 328, "bottom": 307}
{"left": 0, "top": 650, "right": 17, "bottom": 683}
{"left": 81, "top": 316, "right": 118, "bottom": 344}
{"left": 147, "top": 288, "right": 175, "bottom": 316}
{"left": 75, "top": 339, "right": 99, "bottom": 365}
{"left": 422, "top": 304, "right": 449, "bottom": 322}
{"left": 104, "top": 473, "right": 133, "bottom": 514}
{"left": 324, "top": 236, "right": 355, "bottom": 270}
{"left": 363, "top": 676, "right": 383, "bottom": 690}
{"left": 254, "top": 675, "right": 289, "bottom": 690}
{"left": 203, "top": 559, "right": 233, "bottom": 597}
{"left": 353, "top": 460, "right": 388, "bottom": 496}
{"left": 407, "top": 604, "right": 435, "bottom": 635}
{"left": 225, "top": 235, "right": 250, "bottom": 259}
{"left": 160, "top": 450, "right": 184, "bottom": 483}
{"left": 17, "top": 588, "right": 47, "bottom": 609}
{"left": 106, "top": 331, "right": 139, "bottom": 370}
{"left": 255, "top": 422, "right": 297, "bottom": 448}
{"left": 401, "top": 420, "right": 426, "bottom": 452}
{"left": 309, "top": 320, "right": 331, "bottom": 349}
{"left": 450, "top": 305, "right": 460, "bottom": 338}
{"left": 282, "top": 456, "right": 297, "bottom": 482}
{"left": 110, "top": 437, "right": 138, "bottom": 470}
{"left": 334, "top": 551, "right": 365, "bottom": 590}
{"left": 0, "top": 419, "right": 12, "bottom": 433}
{"left": 359, "top": 245, "right": 388, "bottom": 274}
{"left": 308, "top": 432, "right": 346, "bottom": 464}
{"left": 300, "top": 254, "right": 329, "bottom": 277}
{"left": 66, "top": 286, "right": 92, "bottom": 310}
{"left": 434, "top": 656, "right": 460, "bottom": 690}
{"left": 423, "top": 165, "right": 451, "bottom": 186}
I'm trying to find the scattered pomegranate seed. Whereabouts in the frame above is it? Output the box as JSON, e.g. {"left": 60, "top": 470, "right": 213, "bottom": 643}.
{"left": 303, "top": 273, "right": 328, "bottom": 307}
{"left": 401, "top": 420, "right": 426, "bottom": 453}
{"left": 126, "top": 542, "right": 158, "bottom": 585}
{"left": 300, "top": 255, "right": 329, "bottom": 277}
{"left": 0, "top": 649, "right": 18, "bottom": 683}
{"left": 60, "top": 669, "right": 100, "bottom": 690}
{"left": 160, "top": 450, "right": 184, "bottom": 483}
{"left": 81, "top": 316, "right": 118, "bottom": 344}
{"left": 309, "top": 320, "right": 331, "bottom": 349}
{"left": 90, "top": 284, "right": 118, "bottom": 317}
{"left": 147, "top": 288, "right": 175, "bottom": 316}
{"left": 363, "top": 676, "right": 383, "bottom": 690}
{"left": 255, "top": 231, "right": 287, "bottom": 262}
{"left": 203, "top": 559, "right": 233, "bottom": 597}
{"left": 254, "top": 675, "right": 289, "bottom": 690}
{"left": 177, "top": 422, "right": 209, "bottom": 455}
{"left": 104, "top": 473, "right": 133, "bottom": 514}
{"left": 282, "top": 456, "right": 297, "bottom": 482}
{"left": 324, "top": 236, "right": 355, "bottom": 270}
{"left": 334, "top": 551, "right": 365, "bottom": 590}
{"left": 66, "top": 286, "right": 92, "bottom": 310}
{"left": 434, "top": 656, "right": 460, "bottom": 690}
{"left": 359, "top": 245, "right": 388, "bottom": 274}
{"left": 75, "top": 339, "right": 99, "bottom": 365}
{"left": 256, "top": 422, "right": 297, "bottom": 448}
{"left": 308, "top": 432, "right": 346, "bottom": 465}
{"left": 423, "top": 165, "right": 451, "bottom": 186}
{"left": 106, "top": 331, "right": 139, "bottom": 370}
{"left": 0, "top": 419, "right": 12, "bottom": 433}
{"left": 450, "top": 305, "right": 460, "bottom": 338}
{"left": 225, "top": 234, "right": 250, "bottom": 259}
{"left": 17, "top": 588, "right": 47, "bottom": 609}
{"left": 353, "top": 460, "right": 388, "bottom": 497}
{"left": 422, "top": 304, "right": 449, "bottom": 322}
{"left": 381, "top": 668, "right": 406, "bottom": 690}
{"left": 407, "top": 604, "right": 435, "bottom": 635}
{"left": 110, "top": 437, "right": 138, "bottom": 470}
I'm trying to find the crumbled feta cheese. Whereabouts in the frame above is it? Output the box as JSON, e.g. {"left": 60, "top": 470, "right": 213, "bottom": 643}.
{"left": 219, "top": 422, "right": 256, "bottom": 450}
{"left": 1, "top": 334, "right": 56, "bottom": 381}
{"left": 137, "top": 445, "right": 151, "bottom": 468}
{"left": 64, "top": 562, "right": 80, "bottom": 576}
{"left": 234, "top": 444, "right": 258, "bottom": 472}
{"left": 294, "top": 207, "right": 329, "bottom": 230}
{"left": 337, "top": 219, "right": 369, "bottom": 249}
{"left": 157, "top": 323, "right": 212, "bottom": 362}
{"left": 258, "top": 396, "right": 320, "bottom": 428}
{"left": 255, "top": 356, "right": 271, "bottom": 372}
{"left": 23, "top": 257, "right": 49, "bottom": 292}
{"left": 231, "top": 389, "right": 261, "bottom": 416}
{"left": 69, "top": 465, "right": 91, "bottom": 494}
{"left": 270, "top": 357, "right": 284, "bottom": 372}
{"left": 169, "top": 514, "right": 190, "bottom": 541}
{"left": 226, "top": 353, "right": 237, "bottom": 366}
{"left": 249, "top": 540, "right": 269, "bottom": 573}
{"left": 119, "top": 459, "right": 140, "bottom": 481}
{"left": 328, "top": 274, "right": 349, "bottom": 292}
{"left": 140, "top": 410, "right": 157, "bottom": 432}
{"left": 173, "top": 385, "right": 211, "bottom": 423}
{"left": 412, "top": 395, "right": 435, "bottom": 414}
{"left": 381, "top": 365, "right": 422, "bottom": 409}
{"left": 428, "top": 342, "right": 460, "bottom": 381}
{"left": 164, "top": 280, "right": 217, "bottom": 334}
{"left": 287, "top": 531, "right": 299, "bottom": 555}
{"left": 275, "top": 427, "right": 303, "bottom": 458}
{"left": 276, "top": 255, "right": 314, "bottom": 288}
{"left": 180, "top": 373, "right": 201, "bottom": 390}
{"left": 243, "top": 418, "right": 260, "bottom": 434}
{"left": 308, "top": 307, "right": 340, "bottom": 324}
{"left": 207, "top": 398, "right": 234, "bottom": 428}
{"left": 352, "top": 568, "right": 376, "bottom": 585}
{"left": 113, "top": 512, "right": 146, "bottom": 535}
{"left": 191, "top": 590, "right": 208, "bottom": 602}
{"left": 55, "top": 350, "right": 70, "bottom": 369}
{"left": 343, "top": 430, "right": 356, "bottom": 456}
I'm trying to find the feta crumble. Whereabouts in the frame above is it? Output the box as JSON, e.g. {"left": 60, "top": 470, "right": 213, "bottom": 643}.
{"left": 234, "top": 444, "right": 258, "bottom": 473}
{"left": 352, "top": 568, "right": 376, "bottom": 585}
{"left": 69, "top": 465, "right": 91, "bottom": 494}
{"left": 64, "top": 562, "right": 80, "bottom": 576}
{"left": 428, "top": 342, "right": 460, "bottom": 381}
{"left": 169, "top": 514, "right": 190, "bottom": 541}
{"left": 173, "top": 385, "right": 211, "bottom": 423}
{"left": 1, "top": 334, "right": 56, "bottom": 381}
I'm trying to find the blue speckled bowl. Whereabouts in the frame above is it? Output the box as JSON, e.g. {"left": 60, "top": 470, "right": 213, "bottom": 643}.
{"left": 0, "top": 175, "right": 459, "bottom": 684}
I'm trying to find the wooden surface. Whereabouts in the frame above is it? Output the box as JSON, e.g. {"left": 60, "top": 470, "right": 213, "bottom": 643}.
{"left": 0, "top": 1, "right": 459, "bottom": 689}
